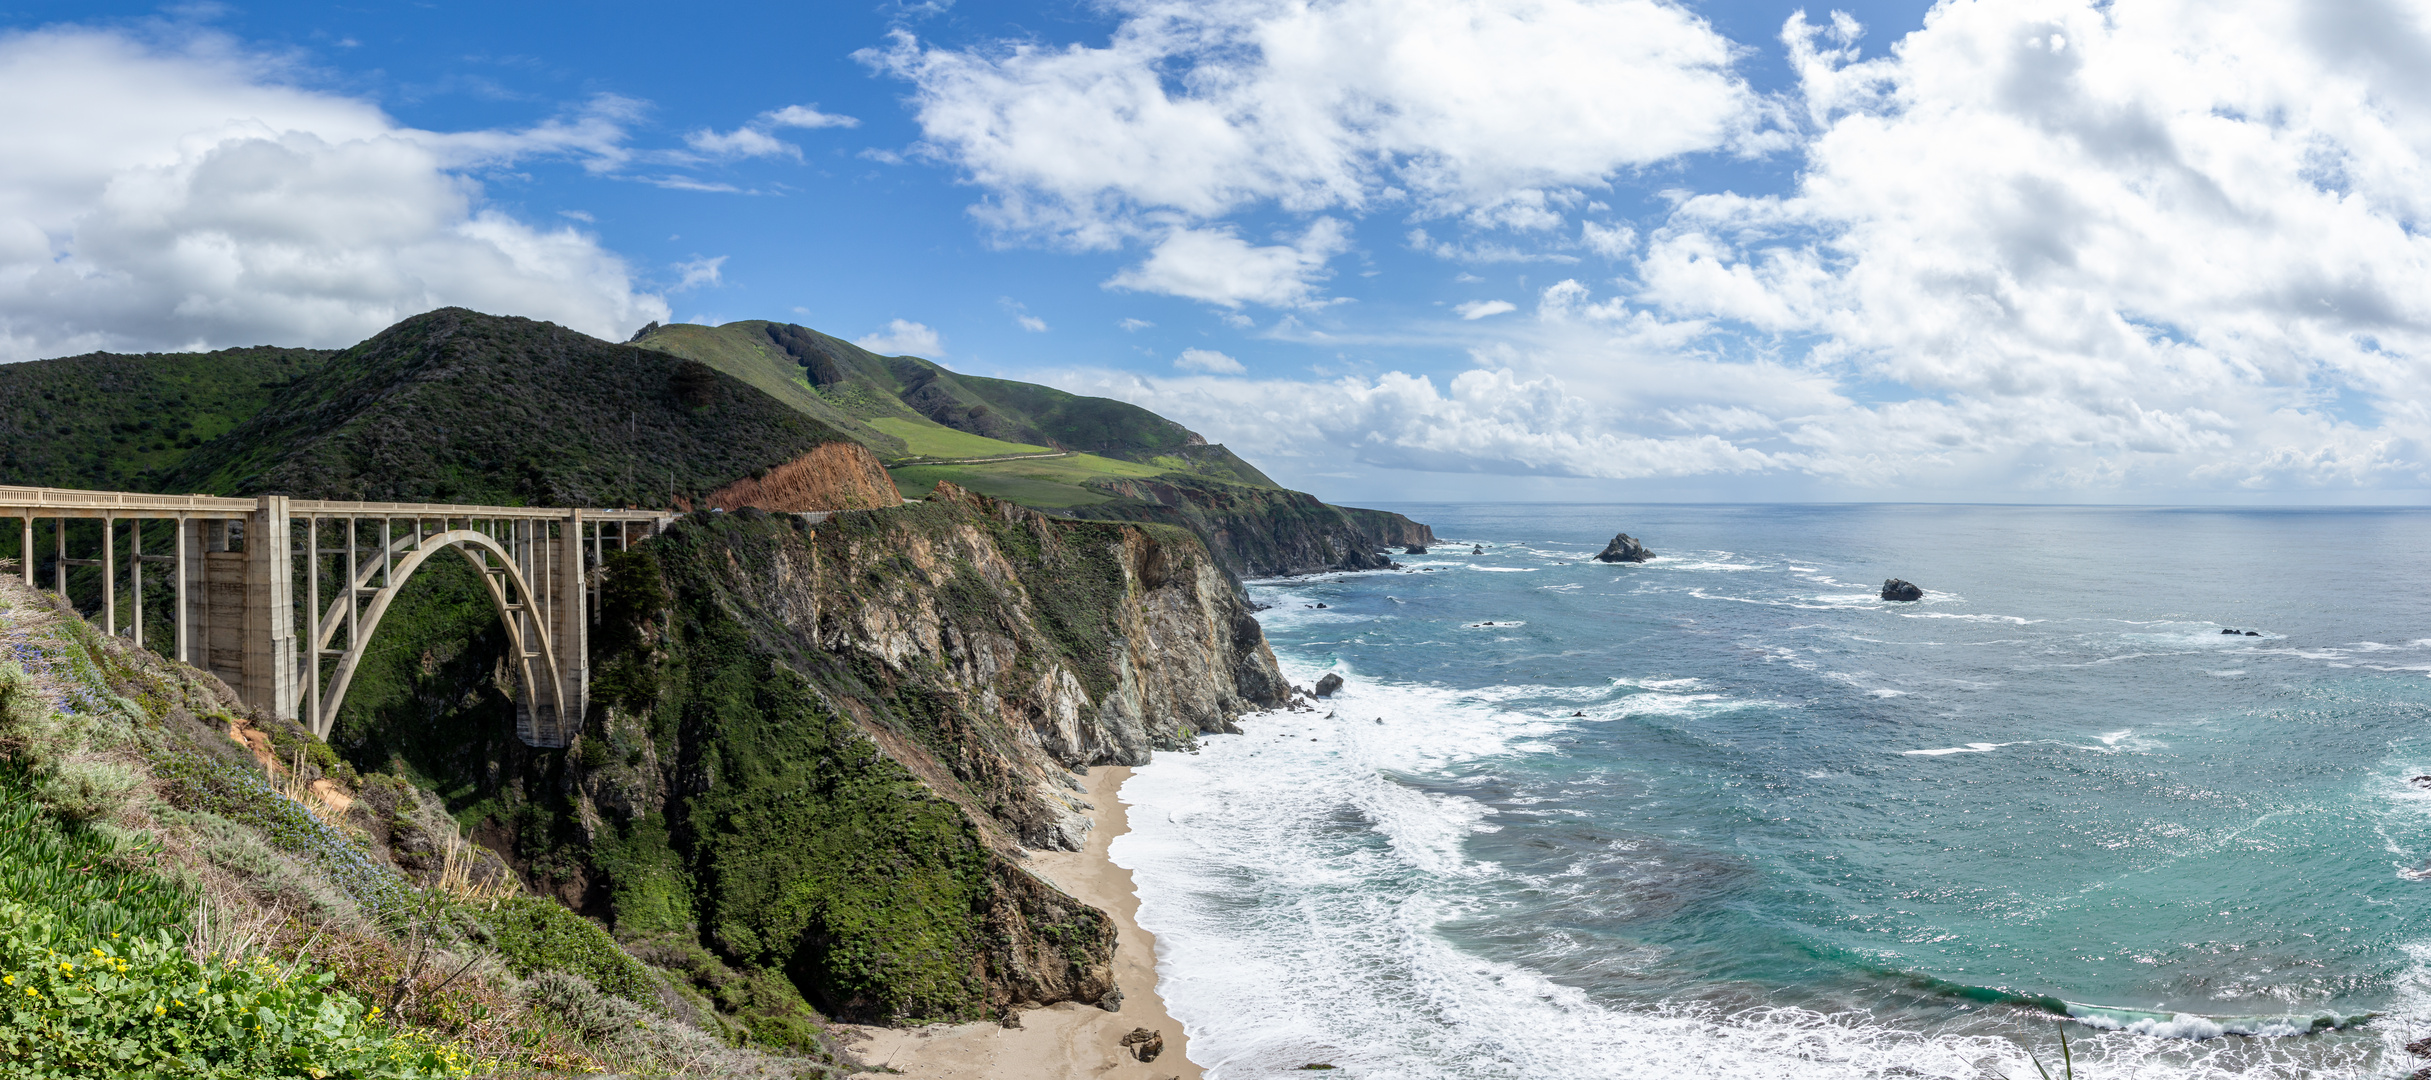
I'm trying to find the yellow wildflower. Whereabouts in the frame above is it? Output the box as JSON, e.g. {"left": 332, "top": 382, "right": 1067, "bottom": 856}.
{"left": 4, "top": 974, "right": 13, "bottom": 985}
{"left": 155, "top": 1005, "right": 165, "bottom": 1016}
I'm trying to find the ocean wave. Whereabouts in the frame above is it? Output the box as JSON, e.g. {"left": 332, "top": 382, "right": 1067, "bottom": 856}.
{"left": 1902, "top": 743, "right": 2010, "bottom": 756}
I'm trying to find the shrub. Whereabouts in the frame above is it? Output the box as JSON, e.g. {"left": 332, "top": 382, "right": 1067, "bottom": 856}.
{"left": 473, "top": 898, "right": 654, "bottom": 1006}
{"left": 151, "top": 754, "right": 414, "bottom": 920}
{"left": 0, "top": 900, "right": 476, "bottom": 1078}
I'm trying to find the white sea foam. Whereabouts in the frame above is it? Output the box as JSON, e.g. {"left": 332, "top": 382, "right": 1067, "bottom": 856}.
{"left": 1118, "top": 654, "right": 2405, "bottom": 1078}
{"left": 1902, "top": 743, "right": 2009, "bottom": 756}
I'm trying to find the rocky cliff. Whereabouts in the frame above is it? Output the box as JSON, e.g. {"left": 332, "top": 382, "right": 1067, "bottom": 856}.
{"left": 554, "top": 484, "right": 1285, "bottom": 1023}
{"left": 1075, "top": 473, "right": 1435, "bottom": 577}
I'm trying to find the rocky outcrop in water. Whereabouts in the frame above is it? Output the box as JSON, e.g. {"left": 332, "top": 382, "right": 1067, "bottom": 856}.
{"left": 1595, "top": 533, "right": 1655, "bottom": 563}
{"left": 1315, "top": 673, "right": 1344, "bottom": 697}
{"left": 1881, "top": 579, "right": 1924, "bottom": 601}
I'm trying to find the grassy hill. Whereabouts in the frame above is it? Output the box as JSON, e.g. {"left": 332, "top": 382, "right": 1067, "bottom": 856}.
{"left": 634, "top": 319, "right": 1426, "bottom": 575}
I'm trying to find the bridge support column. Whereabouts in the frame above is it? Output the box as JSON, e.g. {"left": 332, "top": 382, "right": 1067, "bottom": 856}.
{"left": 241, "top": 496, "right": 297, "bottom": 722}
{"left": 552, "top": 511, "right": 587, "bottom": 734}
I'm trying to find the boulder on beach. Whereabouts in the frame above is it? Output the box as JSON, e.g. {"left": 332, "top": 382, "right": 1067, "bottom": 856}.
{"left": 1880, "top": 579, "right": 1924, "bottom": 602}
{"left": 1120, "top": 1028, "right": 1165, "bottom": 1063}
{"left": 1595, "top": 533, "right": 1655, "bottom": 563}
{"left": 1315, "top": 673, "right": 1345, "bottom": 697}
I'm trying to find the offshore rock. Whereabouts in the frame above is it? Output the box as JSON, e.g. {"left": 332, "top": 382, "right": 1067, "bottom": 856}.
{"left": 1405, "top": 544, "right": 1428, "bottom": 555}
{"left": 1595, "top": 533, "right": 1656, "bottom": 563}
{"left": 1881, "top": 579, "right": 1924, "bottom": 602}
{"left": 1315, "top": 673, "right": 1344, "bottom": 697}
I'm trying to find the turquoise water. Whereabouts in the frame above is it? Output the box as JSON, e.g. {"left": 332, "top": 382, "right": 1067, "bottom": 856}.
{"left": 1115, "top": 504, "right": 2431, "bottom": 1078}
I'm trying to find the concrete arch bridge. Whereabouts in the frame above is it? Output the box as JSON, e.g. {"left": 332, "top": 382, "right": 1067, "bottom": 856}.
{"left": 0, "top": 486, "right": 673, "bottom": 748}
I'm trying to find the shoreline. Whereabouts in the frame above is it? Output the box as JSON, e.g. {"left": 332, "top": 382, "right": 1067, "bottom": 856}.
{"left": 842, "top": 765, "right": 1199, "bottom": 1079}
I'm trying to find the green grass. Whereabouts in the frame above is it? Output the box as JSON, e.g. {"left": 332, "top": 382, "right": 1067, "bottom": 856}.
{"left": 867, "top": 418, "right": 1049, "bottom": 460}
{"left": 628, "top": 323, "right": 905, "bottom": 456}
{"left": 891, "top": 453, "right": 1165, "bottom": 508}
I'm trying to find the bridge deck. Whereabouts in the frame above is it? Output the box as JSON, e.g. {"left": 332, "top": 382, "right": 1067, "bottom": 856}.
{"left": 0, "top": 485, "right": 671, "bottom": 522}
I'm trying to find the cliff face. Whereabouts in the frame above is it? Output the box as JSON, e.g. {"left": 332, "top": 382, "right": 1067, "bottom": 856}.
{"left": 704, "top": 442, "right": 899, "bottom": 512}
{"left": 564, "top": 485, "right": 1285, "bottom": 1023}
{"left": 1075, "top": 473, "right": 1437, "bottom": 577}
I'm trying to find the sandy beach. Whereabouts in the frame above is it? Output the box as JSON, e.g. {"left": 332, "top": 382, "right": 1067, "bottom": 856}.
{"left": 843, "top": 765, "right": 1200, "bottom": 1079}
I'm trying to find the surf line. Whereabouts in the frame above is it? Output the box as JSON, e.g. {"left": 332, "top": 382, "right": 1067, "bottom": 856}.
{"left": 1884, "top": 969, "right": 2375, "bottom": 1039}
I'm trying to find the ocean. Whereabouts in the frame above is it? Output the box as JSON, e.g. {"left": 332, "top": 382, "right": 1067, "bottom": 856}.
{"left": 1114, "top": 503, "right": 2431, "bottom": 1079}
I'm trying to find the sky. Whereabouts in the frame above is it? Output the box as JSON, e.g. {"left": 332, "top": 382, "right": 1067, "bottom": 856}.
{"left": 4, "top": 0, "right": 2431, "bottom": 505}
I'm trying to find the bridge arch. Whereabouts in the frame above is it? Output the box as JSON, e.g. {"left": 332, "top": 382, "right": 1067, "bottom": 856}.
{"left": 308, "top": 527, "right": 571, "bottom": 748}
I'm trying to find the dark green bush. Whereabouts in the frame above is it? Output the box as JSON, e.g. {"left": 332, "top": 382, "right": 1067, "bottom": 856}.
{"left": 473, "top": 898, "right": 654, "bottom": 1006}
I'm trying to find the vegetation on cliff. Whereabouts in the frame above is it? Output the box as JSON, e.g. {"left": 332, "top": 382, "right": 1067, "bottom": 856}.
{"left": 0, "top": 575, "right": 848, "bottom": 1076}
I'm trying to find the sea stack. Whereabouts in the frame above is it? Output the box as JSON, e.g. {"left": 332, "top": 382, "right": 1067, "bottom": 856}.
{"left": 1881, "top": 579, "right": 1924, "bottom": 602}
{"left": 1596, "top": 533, "right": 1656, "bottom": 563}
{"left": 1315, "top": 673, "right": 1345, "bottom": 697}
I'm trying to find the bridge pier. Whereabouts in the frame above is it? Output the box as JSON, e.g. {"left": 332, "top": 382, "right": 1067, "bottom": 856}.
{"left": 0, "top": 486, "right": 668, "bottom": 749}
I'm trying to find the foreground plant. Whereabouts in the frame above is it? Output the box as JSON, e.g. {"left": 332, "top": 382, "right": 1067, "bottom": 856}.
{"left": 0, "top": 900, "right": 478, "bottom": 1078}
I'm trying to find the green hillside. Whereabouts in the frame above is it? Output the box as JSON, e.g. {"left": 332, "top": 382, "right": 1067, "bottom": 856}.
{"left": 0, "top": 345, "right": 336, "bottom": 491}
{"left": 163, "top": 309, "right": 860, "bottom": 507}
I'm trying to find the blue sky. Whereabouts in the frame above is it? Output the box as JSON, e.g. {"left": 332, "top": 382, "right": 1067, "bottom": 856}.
{"left": 5, "top": 0, "right": 2431, "bottom": 505}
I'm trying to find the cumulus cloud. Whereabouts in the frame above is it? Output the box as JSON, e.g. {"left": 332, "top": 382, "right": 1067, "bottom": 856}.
{"left": 1618, "top": 0, "right": 2431, "bottom": 492}
{"left": 0, "top": 27, "right": 665, "bottom": 361}
{"left": 857, "top": 318, "right": 944, "bottom": 356}
{"left": 1105, "top": 218, "right": 1350, "bottom": 308}
{"left": 1173, "top": 347, "right": 1245, "bottom": 374}
{"left": 1045, "top": 362, "right": 1784, "bottom": 480}
{"left": 863, "top": 0, "right": 1764, "bottom": 305}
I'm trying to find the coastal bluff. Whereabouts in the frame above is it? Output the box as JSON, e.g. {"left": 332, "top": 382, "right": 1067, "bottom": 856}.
{"left": 565, "top": 482, "right": 1288, "bottom": 1023}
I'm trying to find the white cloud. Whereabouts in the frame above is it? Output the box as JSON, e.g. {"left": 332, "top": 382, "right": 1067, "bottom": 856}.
{"left": 684, "top": 125, "right": 797, "bottom": 159}
{"left": 1117, "top": 317, "right": 1154, "bottom": 331}
{"left": 671, "top": 255, "right": 726, "bottom": 291}
{"left": 765, "top": 104, "right": 860, "bottom": 130}
{"left": 857, "top": 318, "right": 944, "bottom": 356}
{"left": 1611, "top": 0, "right": 2431, "bottom": 492}
{"left": 1105, "top": 218, "right": 1350, "bottom": 308}
{"left": 1015, "top": 314, "right": 1049, "bottom": 332}
{"left": 1455, "top": 299, "right": 1516, "bottom": 320}
{"left": 864, "top": 1, "right": 1760, "bottom": 243}
{"left": 685, "top": 104, "right": 860, "bottom": 161}
{"left": 1580, "top": 221, "right": 1636, "bottom": 258}
{"left": 1043, "top": 363, "right": 1783, "bottom": 480}
{"left": 0, "top": 28, "right": 665, "bottom": 361}
{"left": 1174, "top": 347, "right": 1246, "bottom": 374}
{"left": 861, "top": 0, "right": 1766, "bottom": 308}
